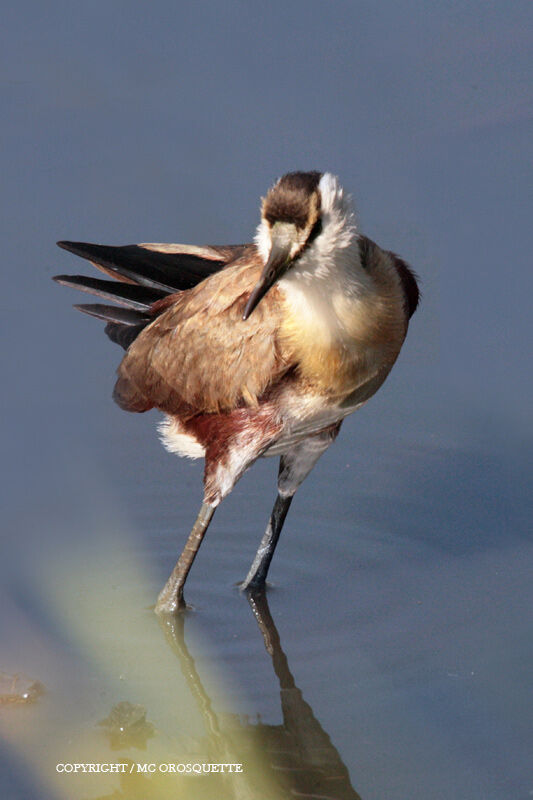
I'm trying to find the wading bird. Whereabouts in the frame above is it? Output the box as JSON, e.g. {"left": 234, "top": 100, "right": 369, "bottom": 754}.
{"left": 54, "top": 171, "right": 419, "bottom": 614}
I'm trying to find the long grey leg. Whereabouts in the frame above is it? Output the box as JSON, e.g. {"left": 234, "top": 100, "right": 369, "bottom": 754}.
{"left": 240, "top": 492, "right": 293, "bottom": 590}
{"left": 155, "top": 502, "right": 216, "bottom": 615}
{"left": 241, "top": 423, "right": 341, "bottom": 591}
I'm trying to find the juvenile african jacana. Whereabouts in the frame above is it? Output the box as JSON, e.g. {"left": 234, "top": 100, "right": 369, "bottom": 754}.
{"left": 54, "top": 171, "right": 419, "bottom": 614}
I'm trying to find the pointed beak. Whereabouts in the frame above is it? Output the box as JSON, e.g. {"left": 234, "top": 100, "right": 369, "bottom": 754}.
{"left": 243, "top": 223, "right": 296, "bottom": 320}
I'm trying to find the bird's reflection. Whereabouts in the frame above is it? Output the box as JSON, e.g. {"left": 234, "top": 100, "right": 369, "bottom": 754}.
{"left": 158, "top": 590, "right": 362, "bottom": 800}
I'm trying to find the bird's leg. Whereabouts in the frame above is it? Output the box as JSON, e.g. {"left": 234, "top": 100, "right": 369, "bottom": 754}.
{"left": 241, "top": 492, "right": 293, "bottom": 591}
{"left": 157, "top": 410, "right": 282, "bottom": 613}
{"left": 241, "top": 422, "right": 342, "bottom": 591}
{"left": 155, "top": 502, "right": 216, "bottom": 615}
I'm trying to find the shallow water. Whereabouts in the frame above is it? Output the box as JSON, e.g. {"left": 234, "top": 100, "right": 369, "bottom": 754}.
{"left": 2, "top": 418, "right": 531, "bottom": 799}
{"left": 2, "top": 1, "right": 532, "bottom": 796}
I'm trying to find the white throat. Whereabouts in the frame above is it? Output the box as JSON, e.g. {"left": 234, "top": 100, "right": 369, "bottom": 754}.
{"left": 254, "top": 172, "right": 360, "bottom": 283}
{"left": 256, "top": 173, "right": 377, "bottom": 348}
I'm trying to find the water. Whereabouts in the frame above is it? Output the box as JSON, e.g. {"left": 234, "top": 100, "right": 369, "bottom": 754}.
{"left": 2, "top": 2, "right": 532, "bottom": 797}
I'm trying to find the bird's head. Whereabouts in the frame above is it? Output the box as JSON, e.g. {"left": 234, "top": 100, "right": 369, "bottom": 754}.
{"left": 243, "top": 171, "right": 354, "bottom": 319}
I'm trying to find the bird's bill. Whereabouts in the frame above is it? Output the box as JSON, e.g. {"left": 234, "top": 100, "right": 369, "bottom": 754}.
{"left": 243, "top": 223, "right": 296, "bottom": 320}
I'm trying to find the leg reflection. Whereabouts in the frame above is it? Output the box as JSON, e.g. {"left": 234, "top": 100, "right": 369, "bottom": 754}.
{"left": 158, "top": 592, "right": 362, "bottom": 800}
{"left": 246, "top": 588, "right": 362, "bottom": 800}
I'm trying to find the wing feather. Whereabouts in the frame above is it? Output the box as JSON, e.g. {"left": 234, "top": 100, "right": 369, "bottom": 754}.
{"left": 56, "top": 240, "right": 255, "bottom": 349}
{"left": 114, "top": 256, "right": 291, "bottom": 416}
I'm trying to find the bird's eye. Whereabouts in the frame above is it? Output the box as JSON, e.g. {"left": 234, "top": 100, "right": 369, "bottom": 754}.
{"left": 307, "top": 218, "right": 322, "bottom": 243}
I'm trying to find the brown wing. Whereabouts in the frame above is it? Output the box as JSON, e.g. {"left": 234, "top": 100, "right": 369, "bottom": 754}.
{"left": 114, "top": 252, "right": 291, "bottom": 416}
{"left": 55, "top": 240, "right": 254, "bottom": 350}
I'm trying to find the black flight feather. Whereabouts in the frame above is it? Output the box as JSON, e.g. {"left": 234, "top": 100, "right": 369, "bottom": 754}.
{"left": 57, "top": 241, "right": 226, "bottom": 292}
{"left": 105, "top": 322, "right": 148, "bottom": 350}
{"left": 73, "top": 303, "right": 151, "bottom": 326}
{"left": 55, "top": 239, "right": 245, "bottom": 349}
{"left": 53, "top": 274, "right": 165, "bottom": 310}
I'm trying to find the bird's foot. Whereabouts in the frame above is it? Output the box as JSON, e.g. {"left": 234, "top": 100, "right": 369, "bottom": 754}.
{"left": 238, "top": 576, "right": 268, "bottom": 594}
{"left": 154, "top": 584, "right": 188, "bottom": 616}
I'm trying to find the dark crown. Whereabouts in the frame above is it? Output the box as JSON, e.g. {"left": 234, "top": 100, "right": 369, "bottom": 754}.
{"left": 263, "top": 171, "right": 322, "bottom": 229}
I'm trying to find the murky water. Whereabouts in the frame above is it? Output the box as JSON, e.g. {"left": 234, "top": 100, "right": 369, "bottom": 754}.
{"left": 2, "top": 423, "right": 531, "bottom": 799}
{"left": 2, "top": 1, "right": 532, "bottom": 797}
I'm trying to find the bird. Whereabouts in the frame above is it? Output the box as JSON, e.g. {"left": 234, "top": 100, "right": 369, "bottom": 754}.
{"left": 54, "top": 171, "right": 419, "bottom": 614}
